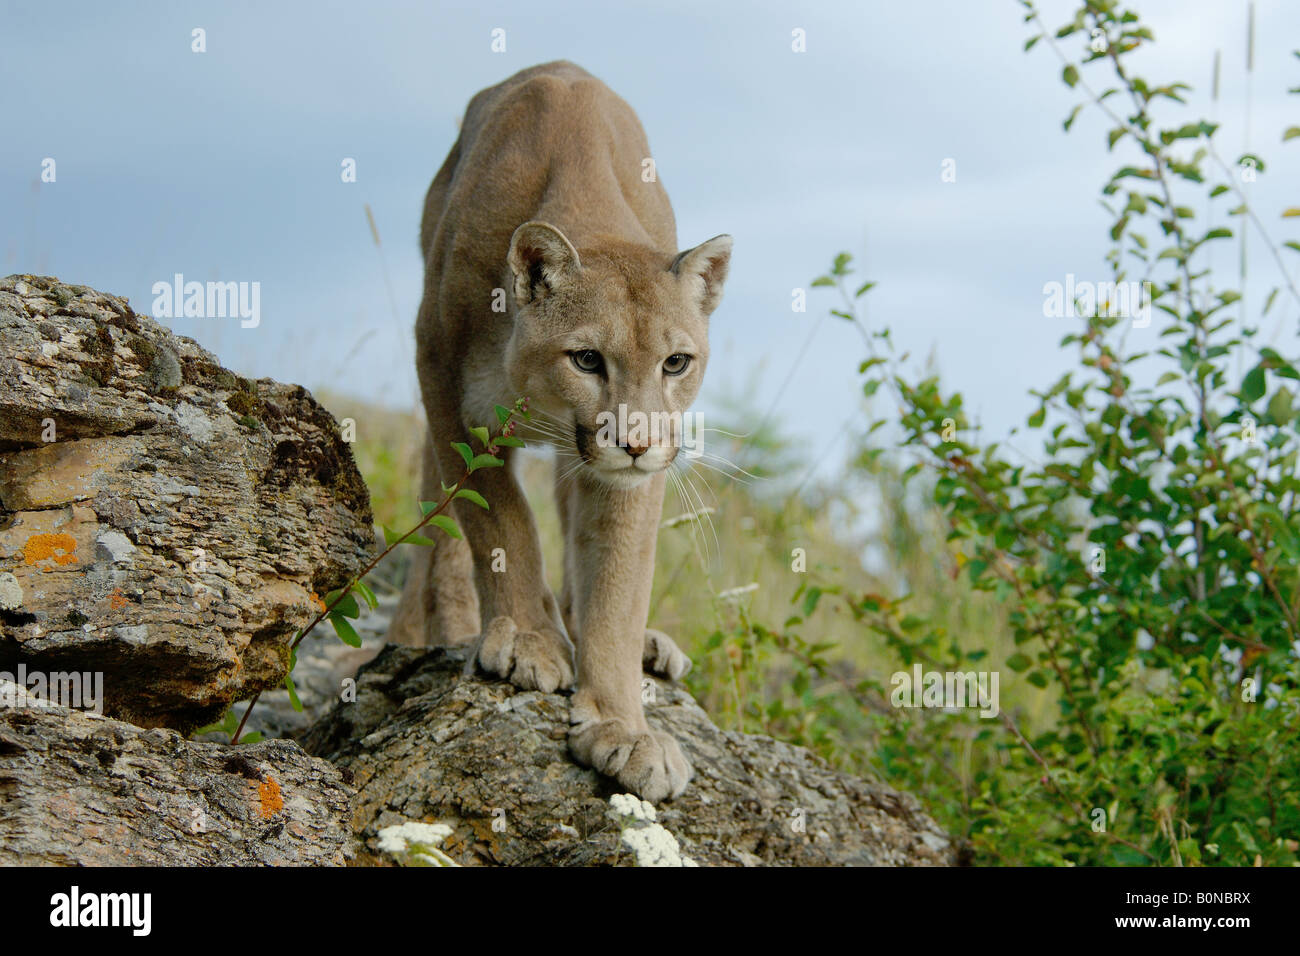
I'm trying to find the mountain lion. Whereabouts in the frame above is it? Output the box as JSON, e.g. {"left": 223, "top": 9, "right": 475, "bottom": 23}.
{"left": 390, "top": 61, "right": 732, "bottom": 802}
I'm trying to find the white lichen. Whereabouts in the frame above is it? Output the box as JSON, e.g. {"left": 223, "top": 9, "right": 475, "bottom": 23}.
{"left": 96, "top": 530, "right": 136, "bottom": 564}
{"left": 0, "top": 572, "right": 22, "bottom": 611}
{"left": 173, "top": 402, "right": 216, "bottom": 444}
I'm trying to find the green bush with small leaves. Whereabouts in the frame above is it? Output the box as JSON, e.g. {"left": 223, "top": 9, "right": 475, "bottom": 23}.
{"left": 746, "top": 0, "right": 1300, "bottom": 865}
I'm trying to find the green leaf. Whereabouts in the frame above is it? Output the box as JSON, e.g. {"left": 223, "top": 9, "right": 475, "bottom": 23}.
{"left": 1267, "top": 386, "right": 1293, "bottom": 424}
{"left": 1063, "top": 64, "right": 1079, "bottom": 88}
{"left": 428, "top": 514, "right": 463, "bottom": 539}
{"left": 1241, "top": 365, "right": 1266, "bottom": 403}
{"left": 1006, "top": 653, "right": 1033, "bottom": 673}
{"left": 195, "top": 710, "right": 238, "bottom": 737}
{"left": 494, "top": 404, "right": 513, "bottom": 424}
{"left": 1263, "top": 287, "right": 1279, "bottom": 316}
{"left": 329, "top": 611, "right": 363, "bottom": 648}
{"left": 470, "top": 425, "right": 491, "bottom": 448}
{"left": 1284, "top": 126, "right": 1300, "bottom": 142}
{"left": 854, "top": 280, "right": 876, "bottom": 298}
{"left": 1024, "top": 34, "right": 1041, "bottom": 51}
{"left": 330, "top": 592, "right": 360, "bottom": 619}
{"left": 383, "top": 524, "right": 438, "bottom": 548}
{"left": 450, "top": 442, "right": 473, "bottom": 469}
{"left": 285, "top": 670, "right": 303, "bottom": 712}
{"left": 240, "top": 731, "right": 264, "bottom": 744}
{"left": 352, "top": 579, "right": 378, "bottom": 611}
{"left": 1028, "top": 407, "right": 1046, "bottom": 428}
{"left": 420, "top": 500, "right": 439, "bottom": 515}
{"left": 454, "top": 488, "right": 489, "bottom": 510}
{"left": 1258, "top": 503, "right": 1300, "bottom": 559}
{"left": 470, "top": 453, "right": 504, "bottom": 471}
{"left": 494, "top": 435, "right": 526, "bottom": 448}
{"left": 1063, "top": 104, "right": 1083, "bottom": 132}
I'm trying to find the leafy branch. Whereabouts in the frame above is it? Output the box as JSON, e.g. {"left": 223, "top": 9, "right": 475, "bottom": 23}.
{"left": 228, "top": 398, "right": 531, "bottom": 744}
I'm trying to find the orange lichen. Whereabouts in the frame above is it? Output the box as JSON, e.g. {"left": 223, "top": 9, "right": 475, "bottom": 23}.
{"left": 109, "top": 589, "right": 129, "bottom": 610}
{"left": 309, "top": 592, "right": 327, "bottom": 613}
{"left": 258, "top": 776, "right": 283, "bottom": 818}
{"left": 22, "top": 533, "right": 78, "bottom": 571}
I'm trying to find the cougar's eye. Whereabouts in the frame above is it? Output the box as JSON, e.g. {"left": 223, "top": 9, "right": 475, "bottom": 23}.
{"left": 570, "top": 349, "right": 604, "bottom": 374}
{"left": 663, "top": 353, "right": 691, "bottom": 376}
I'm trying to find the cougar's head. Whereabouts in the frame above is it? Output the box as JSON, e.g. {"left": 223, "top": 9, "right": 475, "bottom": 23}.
{"left": 504, "top": 221, "right": 732, "bottom": 489}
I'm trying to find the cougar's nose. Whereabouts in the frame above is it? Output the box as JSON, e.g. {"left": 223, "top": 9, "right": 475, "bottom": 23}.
{"left": 623, "top": 443, "right": 649, "bottom": 459}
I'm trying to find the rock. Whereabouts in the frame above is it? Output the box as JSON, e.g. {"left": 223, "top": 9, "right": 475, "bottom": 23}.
{"left": 0, "top": 275, "right": 374, "bottom": 731}
{"left": 215, "top": 593, "right": 394, "bottom": 743}
{"left": 0, "top": 682, "right": 354, "bottom": 865}
{"left": 301, "top": 645, "right": 957, "bottom": 867}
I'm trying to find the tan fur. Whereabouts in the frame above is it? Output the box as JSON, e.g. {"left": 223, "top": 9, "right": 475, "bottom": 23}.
{"left": 392, "top": 61, "right": 731, "bottom": 802}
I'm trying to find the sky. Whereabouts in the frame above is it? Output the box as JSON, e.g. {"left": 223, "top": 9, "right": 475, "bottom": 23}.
{"left": 3, "top": 0, "right": 1298, "bottom": 479}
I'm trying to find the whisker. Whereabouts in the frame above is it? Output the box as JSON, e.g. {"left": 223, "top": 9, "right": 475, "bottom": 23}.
{"left": 669, "top": 462, "right": 718, "bottom": 568}
{"left": 666, "top": 468, "right": 708, "bottom": 568}
{"left": 695, "top": 426, "right": 758, "bottom": 439}
{"left": 681, "top": 466, "right": 721, "bottom": 564}
{"left": 687, "top": 452, "right": 763, "bottom": 484}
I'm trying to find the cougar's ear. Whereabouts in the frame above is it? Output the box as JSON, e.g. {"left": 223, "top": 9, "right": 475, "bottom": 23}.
{"left": 508, "top": 221, "right": 581, "bottom": 305}
{"left": 670, "top": 234, "right": 732, "bottom": 317}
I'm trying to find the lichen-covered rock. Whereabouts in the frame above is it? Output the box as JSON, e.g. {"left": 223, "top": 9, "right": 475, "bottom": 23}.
{"left": 0, "top": 275, "right": 373, "bottom": 731}
{"left": 0, "top": 686, "right": 354, "bottom": 865}
{"left": 217, "top": 593, "right": 392, "bottom": 743}
{"left": 301, "top": 645, "right": 957, "bottom": 867}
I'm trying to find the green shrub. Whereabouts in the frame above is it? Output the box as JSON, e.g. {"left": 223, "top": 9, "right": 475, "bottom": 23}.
{"left": 770, "top": 0, "right": 1300, "bottom": 865}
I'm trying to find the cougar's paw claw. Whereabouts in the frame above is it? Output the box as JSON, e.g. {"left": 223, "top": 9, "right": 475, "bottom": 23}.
{"left": 643, "top": 628, "right": 692, "bottom": 681}
{"left": 476, "top": 615, "right": 575, "bottom": 693}
{"left": 569, "top": 717, "right": 692, "bottom": 803}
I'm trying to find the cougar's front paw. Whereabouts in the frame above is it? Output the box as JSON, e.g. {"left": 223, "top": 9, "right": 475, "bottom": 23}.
{"left": 569, "top": 717, "right": 692, "bottom": 803}
{"left": 643, "top": 628, "right": 692, "bottom": 681}
{"left": 476, "top": 615, "right": 575, "bottom": 693}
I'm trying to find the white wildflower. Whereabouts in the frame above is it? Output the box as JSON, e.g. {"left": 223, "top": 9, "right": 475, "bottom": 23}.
{"left": 716, "top": 583, "right": 759, "bottom": 602}
{"left": 608, "top": 793, "right": 697, "bottom": 867}
{"left": 376, "top": 821, "right": 458, "bottom": 867}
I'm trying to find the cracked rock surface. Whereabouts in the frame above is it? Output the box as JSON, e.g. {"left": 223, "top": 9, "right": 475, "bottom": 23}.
{"left": 0, "top": 275, "right": 373, "bottom": 731}
{"left": 0, "top": 686, "right": 354, "bottom": 865}
{"left": 302, "top": 645, "right": 957, "bottom": 866}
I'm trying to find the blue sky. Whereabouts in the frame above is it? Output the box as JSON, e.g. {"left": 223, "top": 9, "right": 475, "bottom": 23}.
{"left": 3, "top": 0, "right": 1298, "bottom": 473}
